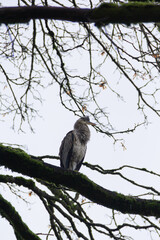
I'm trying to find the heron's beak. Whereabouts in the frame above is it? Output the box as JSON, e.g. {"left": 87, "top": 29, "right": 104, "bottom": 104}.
{"left": 87, "top": 121, "right": 96, "bottom": 126}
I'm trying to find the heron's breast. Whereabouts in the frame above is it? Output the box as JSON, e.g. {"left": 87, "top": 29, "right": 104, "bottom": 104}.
{"left": 72, "top": 137, "right": 86, "bottom": 160}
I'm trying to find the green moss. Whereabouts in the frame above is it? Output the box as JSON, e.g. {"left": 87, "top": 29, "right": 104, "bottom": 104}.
{"left": 0, "top": 144, "right": 30, "bottom": 161}
{"left": 98, "top": 2, "right": 155, "bottom": 9}
{"left": 0, "top": 144, "right": 45, "bottom": 181}
{"left": 97, "top": 3, "right": 117, "bottom": 9}
{"left": 89, "top": 2, "right": 159, "bottom": 26}
{"left": 0, "top": 193, "right": 41, "bottom": 240}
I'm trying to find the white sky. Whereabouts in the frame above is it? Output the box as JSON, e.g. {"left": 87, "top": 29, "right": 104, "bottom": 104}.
{"left": 1, "top": 80, "right": 160, "bottom": 240}
{"left": 0, "top": 1, "right": 160, "bottom": 240}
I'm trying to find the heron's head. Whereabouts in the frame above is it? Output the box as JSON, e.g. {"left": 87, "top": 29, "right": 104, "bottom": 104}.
{"left": 79, "top": 116, "right": 96, "bottom": 126}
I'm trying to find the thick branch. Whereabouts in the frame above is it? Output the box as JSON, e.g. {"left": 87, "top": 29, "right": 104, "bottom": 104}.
{"left": 1, "top": 3, "right": 160, "bottom": 25}
{"left": 0, "top": 193, "right": 41, "bottom": 240}
{"left": 0, "top": 145, "right": 160, "bottom": 218}
{"left": 0, "top": 6, "right": 90, "bottom": 24}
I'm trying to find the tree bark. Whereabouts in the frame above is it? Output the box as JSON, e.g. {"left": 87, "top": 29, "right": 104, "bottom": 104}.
{"left": 0, "top": 193, "right": 41, "bottom": 240}
{"left": 0, "top": 145, "right": 160, "bottom": 218}
{"left": 1, "top": 3, "right": 160, "bottom": 25}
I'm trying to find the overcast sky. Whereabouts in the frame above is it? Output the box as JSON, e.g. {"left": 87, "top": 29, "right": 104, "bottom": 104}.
{"left": 1, "top": 1, "right": 160, "bottom": 240}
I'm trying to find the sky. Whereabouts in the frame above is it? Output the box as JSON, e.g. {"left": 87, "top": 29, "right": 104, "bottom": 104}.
{"left": 1, "top": 1, "right": 160, "bottom": 240}
{"left": 1, "top": 79, "right": 160, "bottom": 240}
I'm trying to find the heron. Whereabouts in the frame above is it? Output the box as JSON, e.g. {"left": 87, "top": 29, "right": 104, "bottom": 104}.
{"left": 59, "top": 116, "right": 95, "bottom": 171}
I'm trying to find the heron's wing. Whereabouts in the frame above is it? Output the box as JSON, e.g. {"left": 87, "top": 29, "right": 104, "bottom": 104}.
{"left": 59, "top": 130, "right": 74, "bottom": 169}
{"left": 75, "top": 147, "right": 87, "bottom": 171}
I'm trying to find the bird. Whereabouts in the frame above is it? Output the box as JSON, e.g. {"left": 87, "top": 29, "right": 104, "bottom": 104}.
{"left": 59, "top": 116, "right": 95, "bottom": 171}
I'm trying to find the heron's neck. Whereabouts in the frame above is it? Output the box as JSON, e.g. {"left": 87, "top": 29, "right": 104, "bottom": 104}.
{"left": 74, "top": 124, "right": 90, "bottom": 144}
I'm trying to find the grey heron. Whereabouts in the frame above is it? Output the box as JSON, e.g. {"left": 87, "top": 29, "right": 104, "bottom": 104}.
{"left": 59, "top": 116, "right": 95, "bottom": 171}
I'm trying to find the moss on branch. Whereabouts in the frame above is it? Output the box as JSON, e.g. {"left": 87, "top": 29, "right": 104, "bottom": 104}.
{"left": 0, "top": 193, "right": 41, "bottom": 240}
{"left": 89, "top": 2, "right": 160, "bottom": 25}
{"left": 1, "top": 144, "right": 160, "bottom": 217}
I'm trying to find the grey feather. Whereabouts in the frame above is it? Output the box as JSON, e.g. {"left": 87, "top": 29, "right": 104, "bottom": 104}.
{"left": 59, "top": 116, "right": 95, "bottom": 171}
{"left": 59, "top": 131, "right": 74, "bottom": 169}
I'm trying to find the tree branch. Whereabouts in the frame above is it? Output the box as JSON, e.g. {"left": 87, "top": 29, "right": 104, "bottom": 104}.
{"left": 0, "top": 6, "right": 90, "bottom": 24}
{"left": 1, "top": 3, "right": 160, "bottom": 25}
{"left": 0, "top": 192, "right": 41, "bottom": 240}
{"left": 0, "top": 145, "right": 160, "bottom": 218}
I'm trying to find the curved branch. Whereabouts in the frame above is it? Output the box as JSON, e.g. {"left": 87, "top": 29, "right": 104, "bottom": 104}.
{"left": 0, "top": 193, "right": 40, "bottom": 240}
{"left": 0, "top": 145, "right": 160, "bottom": 218}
